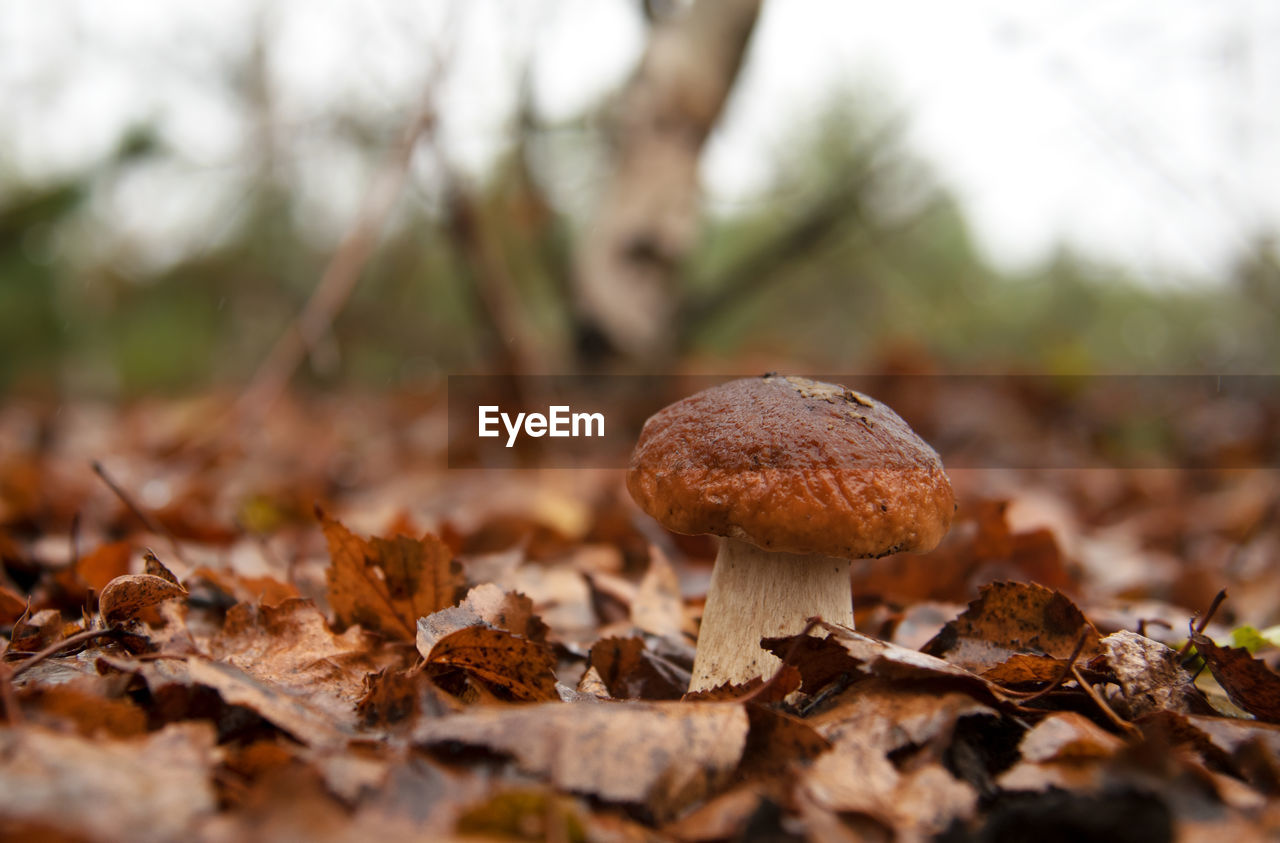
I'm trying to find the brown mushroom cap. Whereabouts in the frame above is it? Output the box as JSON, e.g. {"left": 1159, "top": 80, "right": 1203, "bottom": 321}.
{"left": 627, "top": 375, "right": 955, "bottom": 559}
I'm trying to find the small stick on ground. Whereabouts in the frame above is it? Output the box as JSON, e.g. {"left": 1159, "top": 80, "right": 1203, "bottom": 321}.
{"left": 91, "top": 461, "right": 187, "bottom": 566}
{"left": 1072, "top": 663, "right": 1141, "bottom": 739}
{"left": 1004, "top": 629, "right": 1090, "bottom": 704}
{"left": 9, "top": 628, "right": 123, "bottom": 680}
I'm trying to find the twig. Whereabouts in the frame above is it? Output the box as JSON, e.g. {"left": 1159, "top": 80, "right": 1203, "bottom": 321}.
{"left": 1177, "top": 588, "right": 1227, "bottom": 658}
{"left": 1071, "top": 663, "right": 1140, "bottom": 738}
{"left": 677, "top": 115, "right": 907, "bottom": 344}
{"left": 91, "top": 460, "right": 187, "bottom": 565}
{"left": 234, "top": 93, "right": 439, "bottom": 426}
{"left": 1002, "top": 629, "right": 1089, "bottom": 704}
{"left": 9, "top": 628, "right": 122, "bottom": 680}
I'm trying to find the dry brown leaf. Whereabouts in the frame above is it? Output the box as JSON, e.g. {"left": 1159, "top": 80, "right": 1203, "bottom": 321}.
{"left": 10, "top": 607, "right": 67, "bottom": 652}
{"left": 632, "top": 545, "right": 692, "bottom": 638}
{"left": 0, "top": 722, "right": 216, "bottom": 842}
{"left": 586, "top": 635, "right": 688, "bottom": 700}
{"left": 16, "top": 681, "right": 148, "bottom": 737}
{"left": 99, "top": 572, "right": 187, "bottom": 626}
{"left": 322, "top": 512, "right": 463, "bottom": 641}
{"left": 424, "top": 625, "right": 559, "bottom": 702}
{"left": 809, "top": 678, "right": 996, "bottom": 752}
{"left": 208, "top": 598, "right": 384, "bottom": 719}
{"left": 414, "top": 583, "right": 558, "bottom": 702}
{"left": 143, "top": 548, "right": 181, "bottom": 585}
{"left": 73, "top": 540, "right": 133, "bottom": 593}
{"left": 739, "top": 704, "right": 831, "bottom": 780}
{"left": 0, "top": 583, "right": 25, "bottom": 626}
{"left": 1100, "top": 630, "right": 1204, "bottom": 717}
{"left": 412, "top": 700, "right": 747, "bottom": 820}
{"left": 1017, "top": 711, "right": 1125, "bottom": 762}
{"left": 922, "top": 581, "right": 1101, "bottom": 676}
{"left": 187, "top": 657, "right": 352, "bottom": 749}
{"left": 803, "top": 738, "right": 978, "bottom": 836}
{"left": 764, "top": 622, "right": 1008, "bottom": 702}
{"left": 1193, "top": 631, "right": 1280, "bottom": 723}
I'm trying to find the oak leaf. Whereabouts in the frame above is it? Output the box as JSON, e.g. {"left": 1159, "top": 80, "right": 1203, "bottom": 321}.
{"left": 321, "top": 512, "right": 463, "bottom": 641}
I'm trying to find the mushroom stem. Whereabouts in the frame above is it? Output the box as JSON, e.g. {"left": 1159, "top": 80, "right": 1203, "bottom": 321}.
{"left": 688, "top": 536, "right": 853, "bottom": 692}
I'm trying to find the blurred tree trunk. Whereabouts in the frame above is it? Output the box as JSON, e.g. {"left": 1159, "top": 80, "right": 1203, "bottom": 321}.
{"left": 572, "top": 0, "right": 762, "bottom": 365}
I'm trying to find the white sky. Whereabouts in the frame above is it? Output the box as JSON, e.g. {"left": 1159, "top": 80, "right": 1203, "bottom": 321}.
{"left": 2, "top": 0, "right": 1278, "bottom": 283}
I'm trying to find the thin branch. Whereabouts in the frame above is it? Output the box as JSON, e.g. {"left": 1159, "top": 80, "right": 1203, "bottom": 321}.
{"left": 91, "top": 460, "right": 187, "bottom": 566}
{"left": 235, "top": 93, "right": 439, "bottom": 426}
{"left": 1002, "top": 629, "right": 1089, "bottom": 704}
{"left": 9, "top": 628, "right": 122, "bottom": 680}
{"left": 1176, "top": 588, "right": 1227, "bottom": 659}
{"left": 677, "top": 116, "right": 907, "bottom": 343}
{"left": 1071, "top": 663, "right": 1141, "bottom": 739}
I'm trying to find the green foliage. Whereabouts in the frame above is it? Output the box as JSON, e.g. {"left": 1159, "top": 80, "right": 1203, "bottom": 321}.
{"left": 1, "top": 86, "right": 1276, "bottom": 396}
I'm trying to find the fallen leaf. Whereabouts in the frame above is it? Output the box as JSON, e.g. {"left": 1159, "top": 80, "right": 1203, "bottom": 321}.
{"left": 143, "top": 548, "right": 182, "bottom": 585}
{"left": 425, "top": 625, "right": 559, "bottom": 702}
{"left": 16, "top": 680, "right": 148, "bottom": 737}
{"left": 0, "top": 722, "right": 216, "bottom": 842}
{"left": 1017, "top": 711, "right": 1125, "bottom": 763}
{"left": 10, "top": 607, "right": 66, "bottom": 652}
{"left": 1192, "top": 631, "right": 1280, "bottom": 723}
{"left": 322, "top": 512, "right": 463, "bottom": 641}
{"left": 99, "top": 573, "right": 187, "bottom": 626}
{"left": 764, "top": 622, "right": 1009, "bottom": 702}
{"left": 738, "top": 704, "right": 830, "bottom": 780}
{"left": 415, "top": 583, "right": 558, "bottom": 702}
{"left": 1100, "top": 630, "right": 1205, "bottom": 717}
{"left": 0, "top": 584, "right": 25, "bottom": 625}
{"left": 632, "top": 545, "right": 692, "bottom": 639}
{"left": 208, "top": 598, "right": 385, "bottom": 719}
{"left": 412, "top": 701, "right": 748, "bottom": 820}
{"left": 72, "top": 539, "right": 133, "bottom": 593}
{"left": 187, "top": 657, "right": 352, "bottom": 749}
{"left": 586, "top": 635, "right": 688, "bottom": 700}
{"left": 922, "top": 581, "right": 1101, "bottom": 678}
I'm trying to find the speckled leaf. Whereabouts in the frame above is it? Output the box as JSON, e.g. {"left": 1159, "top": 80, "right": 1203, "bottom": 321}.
{"left": 98, "top": 573, "right": 187, "bottom": 626}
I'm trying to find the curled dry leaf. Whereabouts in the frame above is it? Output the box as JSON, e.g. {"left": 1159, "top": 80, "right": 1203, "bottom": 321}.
{"left": 322, "top": 511, "right": 463, "bottom": 641}
{"left": 1100, "top": 630, "right": 1204, "bottom": 717}
{"left": 143, "top": 549, "right": 182, "bottom": 585}
{"left": 922, "top": 581, "right": 1101, "bottom": 679}
{"left": 98, "top": 573, "right": 187, "bottom": 626}
{"left": 1192, "top": 631, "right": 1280, "bottom": 723}
{"left": 412, "top": 701, "right": 748, "bottom": 820}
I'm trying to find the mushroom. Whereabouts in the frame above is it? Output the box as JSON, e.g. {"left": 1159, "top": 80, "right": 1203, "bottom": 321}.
{"left": 627, "top": 375, "right": 955, "bottom": 692}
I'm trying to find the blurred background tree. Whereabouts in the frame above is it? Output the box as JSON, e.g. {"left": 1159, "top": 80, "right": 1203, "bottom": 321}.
{"left": 1, "top": 1, "right": 1277, "bottom": 396}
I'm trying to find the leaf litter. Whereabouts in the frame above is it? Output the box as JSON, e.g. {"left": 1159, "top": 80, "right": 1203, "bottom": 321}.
{"left": 1, "top": 388, "right": 1280, "bottom": 839}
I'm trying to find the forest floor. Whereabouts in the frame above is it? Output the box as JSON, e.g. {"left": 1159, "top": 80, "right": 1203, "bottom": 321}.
{"left": 2, "top": 377, "right": 1279, "bottom": 841}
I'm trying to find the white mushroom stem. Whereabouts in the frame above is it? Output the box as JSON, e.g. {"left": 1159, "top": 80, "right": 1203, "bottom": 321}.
{"left": 688, "top": 536, "right": 853, "bottom": 692}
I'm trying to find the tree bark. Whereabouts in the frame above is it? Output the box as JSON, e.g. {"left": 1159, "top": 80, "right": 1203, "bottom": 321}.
{"left": 572, "top": 0, "right": 762, "bottom": 364}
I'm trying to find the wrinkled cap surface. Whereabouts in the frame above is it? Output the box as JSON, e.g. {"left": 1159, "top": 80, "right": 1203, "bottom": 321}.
{"left": 627, "top": 375, "right": 955, "bottom": 558}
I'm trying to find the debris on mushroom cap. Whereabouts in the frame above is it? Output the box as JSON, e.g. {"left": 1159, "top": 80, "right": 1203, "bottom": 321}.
{"left": 626, "top": 375, "right": 955, "bottom": 559}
